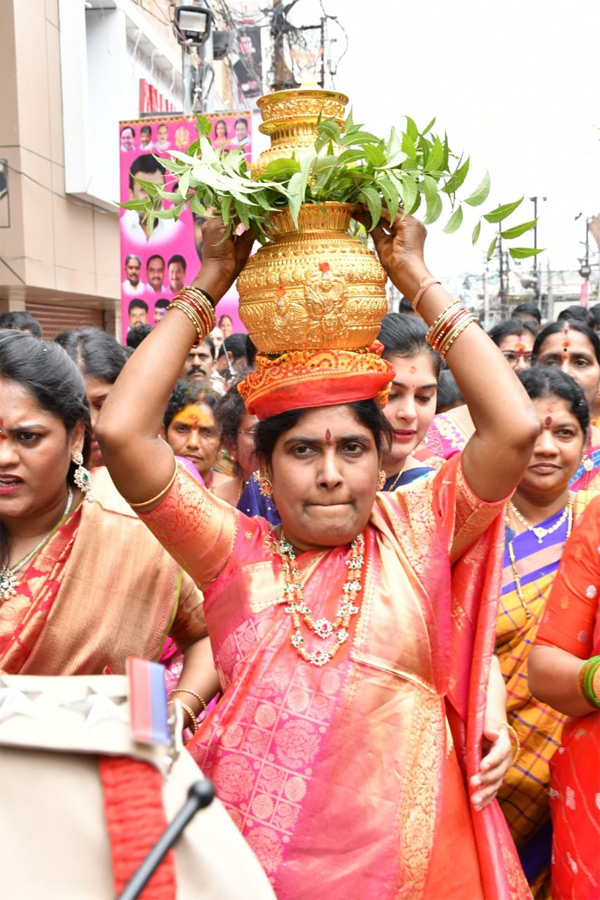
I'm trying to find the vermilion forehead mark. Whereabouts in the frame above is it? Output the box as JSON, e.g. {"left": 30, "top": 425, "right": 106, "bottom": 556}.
{"left": 325, "top": 428, "right": 332, "bottom": 444}
{"left": 562, "top": 322, "right": 570, "bottom": 355}
{"left": 0, "top": 418, "right": 6, "bottom": 440}
{"left": 544, "top": 416, "right": 552, "bottom": 428}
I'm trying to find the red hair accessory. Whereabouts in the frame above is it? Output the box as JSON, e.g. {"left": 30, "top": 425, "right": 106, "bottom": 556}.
{"left": 238, "top": 343, "right": 394, "bottom": 420}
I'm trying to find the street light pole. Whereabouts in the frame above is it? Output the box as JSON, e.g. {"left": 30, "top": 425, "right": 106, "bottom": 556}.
{"left": 529, "top": 195, "right": 547, "bottom": 311}
{"left": 579, "top": 218, "right": 591, "bottom": 278}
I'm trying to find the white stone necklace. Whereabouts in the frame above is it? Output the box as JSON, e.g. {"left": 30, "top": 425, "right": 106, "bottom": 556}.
{"left": 508, "top": 498, "right": 573, "bottom": 545}
{"left": 276, "top": 532, "right": 365, "bottom": 667}
{"left": 0, "top": 488, "right": 73, "bottom": 602}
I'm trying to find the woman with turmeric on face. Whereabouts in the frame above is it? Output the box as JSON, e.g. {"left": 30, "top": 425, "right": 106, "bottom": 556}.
{"left": 163, "top": 381, "right": 230, "bottom": 492}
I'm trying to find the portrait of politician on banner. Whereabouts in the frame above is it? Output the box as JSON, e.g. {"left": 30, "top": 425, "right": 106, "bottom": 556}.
{"left": 118, "top": 114, "right": 252, "bottom": 343}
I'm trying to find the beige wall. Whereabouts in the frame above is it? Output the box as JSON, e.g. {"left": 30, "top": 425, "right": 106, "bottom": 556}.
{"left": 0, "top": 0, "right": 119, "bottom": 319}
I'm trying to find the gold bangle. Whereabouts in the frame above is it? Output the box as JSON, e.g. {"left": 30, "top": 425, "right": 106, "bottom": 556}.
{"left": 425, "top": 300, "right": 461, "bottom": 346}
{"left": 180, "top": 285, "right": 216, "bottom": 309}
{"left": 169, "top": 688, "right": 208, "bottom": 714}
{"left": 129, "top": 463, "right": 177, "bottom": 510}
{"left": 177, "top": 287, "right": 216, "bottom": 333}
{"left": 167, "top": 301, "right": 205, "bottom": 344}
{"left": 497, "top": 720, "right": 520, "bottom": 763}
{"left": 438, "top": 315, "right": 478, "bottom": 358}
{"left": 178, "top": 701, "right": 199, "bottom": 734}
{"left": 429, "top": 307, "right": 465, "bottom": 350}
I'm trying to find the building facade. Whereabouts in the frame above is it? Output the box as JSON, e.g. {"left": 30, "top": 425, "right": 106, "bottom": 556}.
{"left": 0, "top": 0, "right": 182, "bottom": 337}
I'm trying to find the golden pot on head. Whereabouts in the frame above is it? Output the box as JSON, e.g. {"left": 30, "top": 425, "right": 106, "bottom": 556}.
{"left": 237, "top": 203, "right": 388, "bottom": 354}
{"left": 237, "top": 89, "right": 388, "bottom": 354}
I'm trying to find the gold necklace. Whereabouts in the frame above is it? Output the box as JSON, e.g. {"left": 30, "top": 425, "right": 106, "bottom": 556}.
{"left": 386, "top": 470, "right": 405, "bottom": 492}
{"left": 0, "top": 488, "right": 74, "bottom": 602}
{"left": 276, "top": 533, "right": 365, "bottom": 667}
{"left": 505, "top": 499, "right": 573, "bottom": 620}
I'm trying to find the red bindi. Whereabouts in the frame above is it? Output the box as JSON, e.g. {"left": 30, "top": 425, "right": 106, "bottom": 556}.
{"left": 0, "top": 418, "right": 6, "bottom": 440}
{"left": 544, "top": 416, "right": 552, "bottom": 428}
{"left": 562, "top": 322, "right": 570, "bottom": 355}
{"left": 325, "top": 428, "right": 332, "bottom": 444}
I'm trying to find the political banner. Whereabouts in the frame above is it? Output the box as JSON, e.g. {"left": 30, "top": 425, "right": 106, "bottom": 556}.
{"left": 119, "top": 113, "right": 253, "bottom": 343}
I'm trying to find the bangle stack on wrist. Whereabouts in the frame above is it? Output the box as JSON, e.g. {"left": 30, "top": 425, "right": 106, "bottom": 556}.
{"left": 577, "top": 655, "right": 600, "bottom": 709}
{"left": 168, "top": 687, "right": 209, "bottom": 735}
{"left": 425, "top": 301, "right": 478, "bottom": 359}
{"left": 167, "top": 287, "right": 216, "bottom": 345}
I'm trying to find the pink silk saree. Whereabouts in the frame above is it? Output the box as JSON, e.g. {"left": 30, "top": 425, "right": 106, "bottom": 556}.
{"left": 141, "top": 457, "right": 530, "bottom": 899}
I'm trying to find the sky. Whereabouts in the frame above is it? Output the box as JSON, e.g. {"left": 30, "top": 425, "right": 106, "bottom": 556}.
{"left": 285, "top": 0, "right": 599, "bottom": 291}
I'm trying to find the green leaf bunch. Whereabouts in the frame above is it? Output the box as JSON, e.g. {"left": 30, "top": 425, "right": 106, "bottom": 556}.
{"left": 120, "top": 113, "right": 539, "bottom": 257}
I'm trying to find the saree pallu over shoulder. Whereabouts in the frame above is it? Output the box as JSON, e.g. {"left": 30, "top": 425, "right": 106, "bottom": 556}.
{"left": 0, "top": 505, "right": 80, "bottom": 673}
{"left": 0, "top": 467, "right": 205, "bottom": 675}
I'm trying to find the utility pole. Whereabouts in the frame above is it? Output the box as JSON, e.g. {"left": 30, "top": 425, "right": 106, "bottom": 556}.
{"left": 271, "top": 0, "right": 300, "bottom": 91}
{"left": 498, "top": 235, "right": 508, "bottom": 317}
{"left": 529, "top": 195, "right": 547, "bottom": 311}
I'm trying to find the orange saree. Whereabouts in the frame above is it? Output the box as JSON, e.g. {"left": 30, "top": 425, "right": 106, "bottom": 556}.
{"left": 0, "top": 467, "right": 205, "bottom": 675}
{"left": 141, "top": 457, "right": 530, "bottom": 899}
{"left": 535, "top": 495, "right": 600, "bottom": 900}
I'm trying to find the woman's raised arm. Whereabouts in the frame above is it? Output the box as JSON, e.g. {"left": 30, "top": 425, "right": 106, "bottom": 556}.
{"left": 96, "top": 221, "right": 254, "bottom": 506}
{"left": 370, "top": 212, "right": 539, "bottom": 501}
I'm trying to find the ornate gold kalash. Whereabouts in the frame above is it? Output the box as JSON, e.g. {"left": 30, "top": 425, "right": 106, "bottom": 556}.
{"left": 236, "top": 89, "right": 388, "bottom": 354}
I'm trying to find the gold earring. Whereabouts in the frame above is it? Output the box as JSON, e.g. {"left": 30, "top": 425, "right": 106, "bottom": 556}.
{"left": 377, "top": 469, "right": 387, "bottom": 490}
{"left": 259, "top": 473, "right": 273, "bottom": 497}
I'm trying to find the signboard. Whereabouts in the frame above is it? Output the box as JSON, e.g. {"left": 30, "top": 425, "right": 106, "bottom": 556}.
{"left": 118, "top": 113, "right": 253, "bottom": 343}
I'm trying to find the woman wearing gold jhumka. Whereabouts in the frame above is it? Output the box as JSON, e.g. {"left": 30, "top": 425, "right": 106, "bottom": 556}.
{"left": 98, "top": 213, "right": 536, "bottom": 899}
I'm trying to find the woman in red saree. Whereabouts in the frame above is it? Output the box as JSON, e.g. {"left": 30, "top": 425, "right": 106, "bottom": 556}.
{"left": 98, "top": 212, "right": 537, "bottom": 898}
{"left": 529, "top": 495, "right": 600, "bottom": 900}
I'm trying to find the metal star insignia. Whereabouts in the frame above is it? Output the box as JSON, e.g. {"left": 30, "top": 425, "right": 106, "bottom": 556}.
{"left": 61, "top": 687, "right": 128, "bottom": 727}
{"left": 0, "top": 677, "right": 43, "bottom": 723}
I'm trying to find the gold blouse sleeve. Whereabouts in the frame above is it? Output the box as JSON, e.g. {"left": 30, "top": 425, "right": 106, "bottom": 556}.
{"left": 139, "top": 463, "right": 239, "bottom": 590}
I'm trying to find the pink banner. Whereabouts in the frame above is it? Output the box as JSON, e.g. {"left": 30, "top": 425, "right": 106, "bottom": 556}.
{"left": 580, "top": 279, "right": 590, "bottom": 308}
{"left": 118, "top": 114, "right": 253, "bottom": 343}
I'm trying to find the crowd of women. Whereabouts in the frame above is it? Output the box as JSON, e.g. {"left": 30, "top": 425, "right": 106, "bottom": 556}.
{"left": 0, "top": 213, "right": 599, "bottom": 900}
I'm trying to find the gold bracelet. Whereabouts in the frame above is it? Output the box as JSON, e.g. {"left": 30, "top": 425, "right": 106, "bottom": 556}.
{"left": 497, "top": 720, "right": 520, "bottom": 763}
{"left": 129, "top": 463, "right": 177, "bottom": 510}
{"left": 169, "top": 688, "right": 208, "bottom": 714}
{"left": 178, "top": 701, "right": 199, "bottom": 734}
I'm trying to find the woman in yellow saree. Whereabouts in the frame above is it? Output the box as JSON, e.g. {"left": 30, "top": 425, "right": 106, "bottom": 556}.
{"left": 496, "top": 366, "right": 595, "bottom": 896}
{"left": 97, "top": 212, "right": 537, "bottom": 899}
